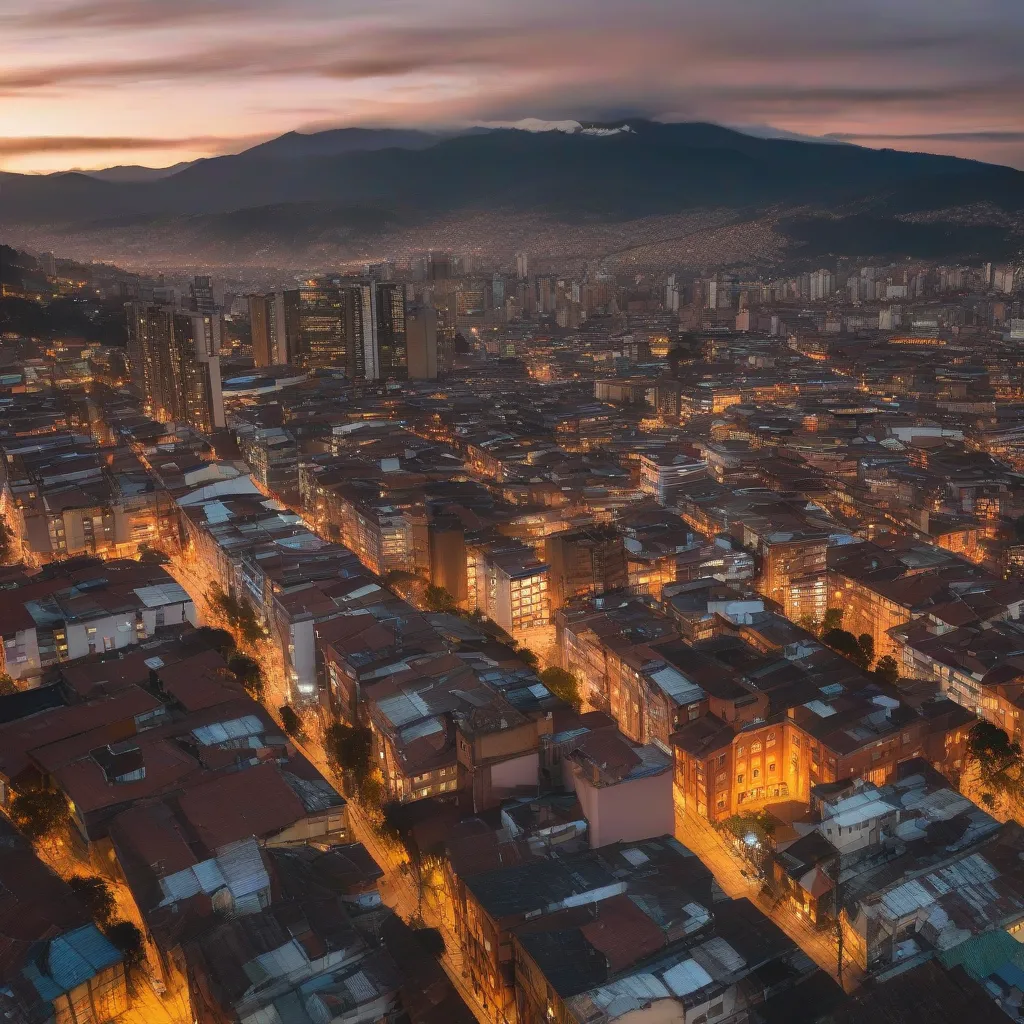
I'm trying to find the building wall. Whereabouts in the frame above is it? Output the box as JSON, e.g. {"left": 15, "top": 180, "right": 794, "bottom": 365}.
{"left": 569, "top": 766, "right": 674, "bottom": 848}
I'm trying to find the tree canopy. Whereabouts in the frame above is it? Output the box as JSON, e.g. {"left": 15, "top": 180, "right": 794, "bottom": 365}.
{"left": 540, "top": 666, "right": 582, "bottom": 711}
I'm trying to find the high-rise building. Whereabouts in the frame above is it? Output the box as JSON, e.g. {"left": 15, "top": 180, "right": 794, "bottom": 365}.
{"left": 285, "top": 283, "right": 359, "bottom": 371}
{"left": 373, "top": 281, "right": 407, "bottom": 379}
{"left": 189, "top": 275, "right": 216, "bottom": 313}
{"left": 406, "top": 304, "right": 440, "bottom": 379}
{"left": 516, "top": 253, "right": 529, "bottom": 279}
{"left": 427, "top": 254, "right": 452, "bottom": 282}
{"left": 248, "top": 294, "right": 273, "bottom": 367}
{"left": 125, "top": 304, "right": 224, "bottom": 432}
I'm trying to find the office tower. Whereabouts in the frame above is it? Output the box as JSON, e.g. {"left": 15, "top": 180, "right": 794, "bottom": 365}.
{"left": 492, "top": 274, "right": 505, "bottom": 310}
{"left": 372, "top": 281, "right": 407, "bottom": 380}
{"left": 427, "top": 254, "right": 452, "bottom": 282}
{"left": 406, "top": 304, "right": 439, "bottom": 379}
{"left": 516, "top": 253, "right": 529, "bottom": 279}
{"left": 249, "top": 294, "right": 273, "bottom": 367}
{"left": 41, "top": 252, "right": 56, "bottom": 277}
{"left": 189, "top": 275, "right": 216, "bottom": 313}
{"left": 286, "top": 282, "right": 357, "bottom": 371}
{"left": 125, "top": 304, "right": 224, "bottom": 432}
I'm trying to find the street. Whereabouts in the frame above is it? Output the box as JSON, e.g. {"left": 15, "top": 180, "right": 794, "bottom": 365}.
{"left": 674, "top": 800, "right": 862, "bottom": 992}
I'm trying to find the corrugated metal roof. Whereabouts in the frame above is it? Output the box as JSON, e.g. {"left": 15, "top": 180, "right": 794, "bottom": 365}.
{"left": 881, "top": 879, "right": 936, "bottom": 918}
{"left": 344, "top": 970, "right": 377, "bottom": 1004}
{"left": 699, "top": 936, "right": 746, "bottom": 974}
{"left": 134, "top": 582, "right": 191, "bottom": 608}
{"left": 38, "top": 925, "right": 121, "bottom": 997}
{"left": 648, "top": 665, "right": 705, "bottom": 704}
{"left": 218, "top": 838, "right": 269, "bottom": 899}
{"left": 192, "top": 714, "right": 265, "bottom": 746}
{"left": 663, "top": 958, "right": 713, "bottom": 997}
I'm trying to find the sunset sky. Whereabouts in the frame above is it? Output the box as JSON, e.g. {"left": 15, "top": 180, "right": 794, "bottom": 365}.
{"left": 3, "top": 0, "right": 1024, "bottom": 173}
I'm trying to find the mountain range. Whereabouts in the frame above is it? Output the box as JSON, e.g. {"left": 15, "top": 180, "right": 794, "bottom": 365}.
{"left": 3, "top": 121, "right": 1023, "bottom": 269}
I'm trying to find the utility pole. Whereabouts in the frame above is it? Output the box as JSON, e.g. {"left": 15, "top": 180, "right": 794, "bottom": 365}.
{"left": 832, "top": 853, "right": 844, "bottom": 988}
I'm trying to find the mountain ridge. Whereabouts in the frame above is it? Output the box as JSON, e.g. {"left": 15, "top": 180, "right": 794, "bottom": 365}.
{"left": 3, "top": 121, "right": 1023, "bottom": 268}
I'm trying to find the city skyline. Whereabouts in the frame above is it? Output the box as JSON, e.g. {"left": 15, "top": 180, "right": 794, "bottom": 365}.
{"left": 3, "top": 0, "right": 1024, "bottom": 173}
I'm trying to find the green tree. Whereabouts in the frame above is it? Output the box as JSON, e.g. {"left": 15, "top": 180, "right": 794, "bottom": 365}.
{"left": 137, "top": 544, "right": 168, "bottom": 564}
{"left": 423, "top": 585, "right": 457, "bottom": 613}
{"left": 857, "top": 633, "right": 875, "bottom": 669}
{"left": 10, "top": 789, "right": 70, "bottom": 841}
{"left": 279, "top": 704, "right": 302, "bottom": 738}
{"left": 540, "top": 666, "right": 582, "bottom": 711}
{"left": 208, "top": 584, "right": 264, "bottom": 646}
{"left": 0, "top": 520, "right": 14, "bottom": 563}
{"left": 191, "top": 626, "right": 236, "bottom": 655}
{"left": 874, "top": 655, "right": 900, "bottom": 686}
{"left": 821, "top": 608, "right": 844, "bottom": 635}
{"left": 518, "top": 647, "right": 540, "bottom": 670}
{"left": 822, "top": 627, "right": 866, "bottom": 667}
{"left": 359, "top": 773, "right": 386, "bottom": 809}
{"left": 228, "top": 653, "right": 264, "bottom": 701}
{"left": 69, "top": 875, "right": 117, "bottom": 928}
{"left": 104, "top": 921, "right": 146, "bottom": 972}
{"left": 968, "top": 721, "right": 1024, "bottom": 803}
{"left": 325, "top": 723, "right": 373, "bottom": 783}
{"left": 0, "top": 674, "right": 18, "bottom": 696}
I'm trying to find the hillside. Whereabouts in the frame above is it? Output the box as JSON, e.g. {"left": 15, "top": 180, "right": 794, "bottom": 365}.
{"left": 3, "top": 122, "right": 1024, "bottom": 269}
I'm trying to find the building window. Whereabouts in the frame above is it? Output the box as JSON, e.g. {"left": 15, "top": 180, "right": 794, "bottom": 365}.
{"left": 752, "top": 768, "right": 760, "bottom": 779}
{"left": 736, "top": 773, "right": 744, "bottom": 785}
{"left": 768, "top": 762, "right": 776, "bottom": 773}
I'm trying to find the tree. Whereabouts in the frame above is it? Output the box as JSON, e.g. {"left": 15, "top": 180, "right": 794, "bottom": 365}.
{"left": 10, "top": 789, "right": 70, "bottom": 841}
{"left": 540, "top": 666, "right": 582, "bottom": 711}
{"left": 279, "top": 704, "right": 302, "bottom": 737}
{"left": 325, "top": 723, "right": 372, "bottom": 782}
{"left": 208, "top": 584, "right": 264, "bottom": 646}
{"left": 414, "top": 927, "right": 446, "bottom": 959}
{"left": 384, "top": 569, "right": 418, "bottom": 589}
{"left": 857, "top": 633, "right": 875, "bottom": 669}
{"left": 69, "top": 875, "right": 117, "bottom": 928}
{"left": 190, "top": 626, "right": 236, "bottom": 655}
{"left": 423, "top": 585, "right": 457, "bottom": 613}
{"left": 822, "top": 627, "right": 873, "bottom": 670}
{"left": 137, "top": 544, "right": 168, "bottom": 564}
{"left": 228, "top": 653, "right": 264, "bottom": 701}
{"left": 104, "top": 921, "right": 146, "bottom": 972}
{"left": 0, "top": 674, "right": 18, "bottom": 696}
{"left": 821, "top": 608, "right": 844, "bottom": 635}
{"left": 359, "top": 773, "right": 386, "bottom": 809}
{"left": 874, "top": 655, "right": 900, "bottom": 686}
{"left": 518, "top": 648, "right": 540, "bottom": 670}
{"left": 0, "top": 520, "right": 14, "bottom": 563}
{"left": 822, "top": 627, "right": 864, "bottom": 665}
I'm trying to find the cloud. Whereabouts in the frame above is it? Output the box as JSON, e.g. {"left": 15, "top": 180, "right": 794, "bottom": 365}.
{"left": 0, "top": 135, "right": 248, "bottom": 157}
{"left": 829, "top": 131, "right": 1024, "bottom": 142}
{"left": 3, "top": 0, "right": 1024, "bottom": 169}
{"left": 2, "top": 0, "right": 286, "bottom": 30}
